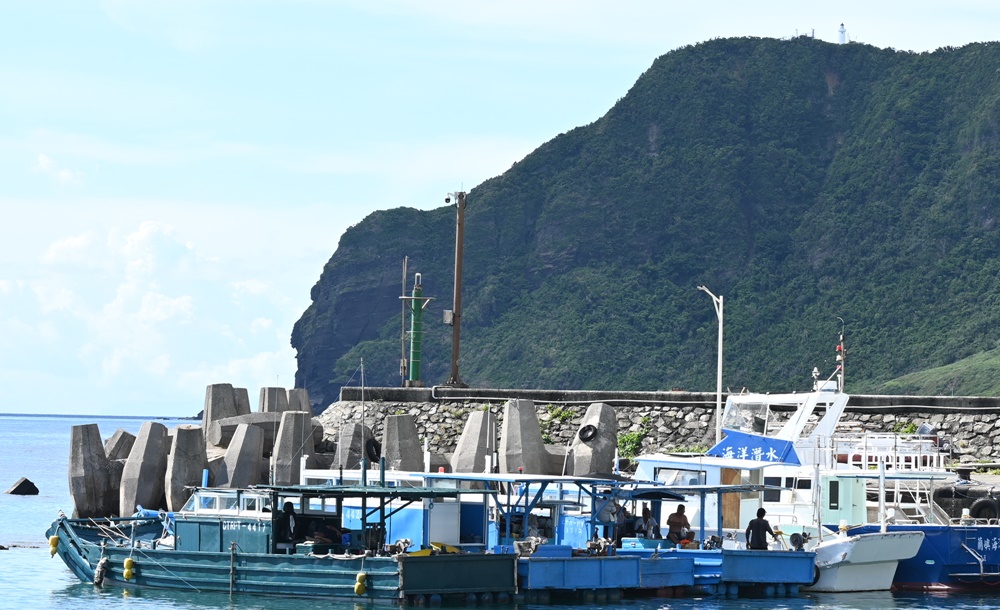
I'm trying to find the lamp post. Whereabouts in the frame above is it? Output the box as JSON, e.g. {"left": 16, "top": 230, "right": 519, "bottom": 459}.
{"left": 698, "top": 285, "right": 724, "bottom": 443}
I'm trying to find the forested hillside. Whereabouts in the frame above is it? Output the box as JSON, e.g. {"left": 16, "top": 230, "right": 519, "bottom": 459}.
{"left": 292, "top": 36, "right": 1000, "bottom": 411}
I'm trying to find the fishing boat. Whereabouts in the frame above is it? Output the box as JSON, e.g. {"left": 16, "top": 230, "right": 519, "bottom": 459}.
{"left": 633, "top": 336, "right": 925, "bottom": 592}
{"left": 46, "top": 479, "right": 516, "bottom": 603}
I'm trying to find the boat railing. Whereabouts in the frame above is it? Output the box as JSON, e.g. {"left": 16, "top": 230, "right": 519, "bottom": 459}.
{"left": 827, "top": 432, "right": 950, "bottom": 471}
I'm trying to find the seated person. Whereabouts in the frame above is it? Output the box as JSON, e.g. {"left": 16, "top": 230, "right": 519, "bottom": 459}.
{"left": 665, "top": 503, "right": 692, "bottom": 544}
{"left": 635, "top": 506, "right": 660, "bottom": 538}
{"left": 308, "top": 522, "right": 343, "bottom": 545}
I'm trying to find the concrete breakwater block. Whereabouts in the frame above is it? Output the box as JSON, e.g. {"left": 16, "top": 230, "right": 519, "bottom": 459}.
{"left": 104, "top": 429, "right": 136, "bottom": 461}
{"left": 203, "top": 383, "right": 240, "bottom": 431}
{"left": 120, "top": 421, "right": 169, "bottom": 515}
{"left": 165, "top": 425, "right": 208, "bottom": 511}
{"left": 69, "top": 424, "right": 115, "bottom": 518}
{"left": 382, "top": 414, "right": 423, "bottom": 471}
{"left": 5, "top": 477, "right": 39, "bottom": 495}
{"left": 336, "top": 423, "right": 376, "bottom": 469}
{"left": 206, "top": 412, "right": 323, "bottom": 453}
{"left": 259, "top": 387, "right": 290, "bottom": 413}
{"left": 564, "top": 402, "right": 618, "bottom": 475}
{"left": 217, "top": 424, "right": 264, "bottom": 488}
{"left": 451, "top": 410, "right": 497, "bottom": 474}
{"left": 288, "top": 388, "right": 312, "bottom": 413}
{"left": 234, "top": 387, "right": 251, "bottom": 416}
{"left": 273, "top": 411, "right": 315, "bottom": 485}
{"left": 500, "top": 399, "right": 547, "bottom": 474}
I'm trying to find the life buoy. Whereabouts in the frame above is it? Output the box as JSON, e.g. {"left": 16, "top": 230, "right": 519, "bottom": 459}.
{"left": 578, "top": 424, "right": 598, "bottom": 442}
{"left": 970, "top": 497, "right": 1000, "bottom": 520}
{"left": 365, "top": 438, "right": 382, "bottom": 462}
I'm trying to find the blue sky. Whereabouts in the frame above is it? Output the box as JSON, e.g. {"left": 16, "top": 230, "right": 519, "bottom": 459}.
{"left": 3, "top": 1, "right": 999, "bottom": 417}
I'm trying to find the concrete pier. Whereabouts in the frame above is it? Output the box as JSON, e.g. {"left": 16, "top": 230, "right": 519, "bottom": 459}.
{"left": 564, "top": 402, "right": 618, "bottom": 475}
{"left": 69, "top": 424, "right": 114, "bottom": 518}
{"left": 499, "top": 399, "right": 547, "bottom": 474}
{"left": 218, "top": 424, "right": 264, "bottom": 488}
{"left": 272, "top": 411, "right": 314, "bottom": 485}
{"left": 382, "top": 414, "right": 423, "bottom": 471}
{"left": 451, "top": 410, "right": 497, "bottom": 473}
{"left": 120, "top": 421, "right": 169, "bottom": 515}
{"left": 165, "top": 424, "right": 208, "bottom": 511}
{"left": 259, "top": 387, "right": 290, "bottom": 413}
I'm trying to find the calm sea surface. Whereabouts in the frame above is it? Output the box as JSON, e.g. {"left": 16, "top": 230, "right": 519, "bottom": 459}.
{"left": 1, "top": 413, "right": 997, "bottom": 610}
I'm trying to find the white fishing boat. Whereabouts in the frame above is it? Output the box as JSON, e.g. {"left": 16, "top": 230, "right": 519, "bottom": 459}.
{"left": 634, "top": 334, "right": 923, "bottom": 592}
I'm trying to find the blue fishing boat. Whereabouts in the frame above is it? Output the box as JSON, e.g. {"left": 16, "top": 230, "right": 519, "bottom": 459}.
{"left": 46, "top": 481, "right": 516, "bottom": 603}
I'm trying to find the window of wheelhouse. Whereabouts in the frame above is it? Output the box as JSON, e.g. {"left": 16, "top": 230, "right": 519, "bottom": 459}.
{"left": 763, "top": 477, "right": 782, "bottom": 502}
{"left": 653, "top": 468, "right": 705, "bottom": 486}
{"left": 828, "top": 480, "right": 840, "bottom": 510}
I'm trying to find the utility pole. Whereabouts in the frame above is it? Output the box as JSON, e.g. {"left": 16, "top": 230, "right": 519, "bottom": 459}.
{"left": 444, "top": 191, "right": 468, "bottom": 387}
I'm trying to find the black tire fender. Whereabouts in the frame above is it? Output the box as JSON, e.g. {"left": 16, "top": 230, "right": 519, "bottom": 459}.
{"left": 970, "top": 497, "right": 1000, "bottom": 520}
{"left": 365, "top": 438, "right": 382, "bottom": 462}
{"left": 578, "top": 424, "right": 598, "bottom": 442}
{"left": 812, "top": 565, "right": 821, "bottom": 586}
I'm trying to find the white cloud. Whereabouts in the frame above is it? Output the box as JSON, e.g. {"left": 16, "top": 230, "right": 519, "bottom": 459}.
{"left": 138, "top": 292, "right": 193, "bottom": 323}
{"left": 31, "top": 279, "right": 78, "bottom": 314}
{"left": 43, "top": 233, "right": 95, "bottom": 264}
{"left": 233, "top": 279, "right": 269, "bottom": 296}
{"left": 33, "top": 152, "right": 84, "bottom": 185}
{"left": 250, "top": 317, "right": 273, "bottom": 333}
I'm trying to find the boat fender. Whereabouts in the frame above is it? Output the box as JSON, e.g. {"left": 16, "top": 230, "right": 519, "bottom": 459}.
{"left": 578, "top": 425, "right": 598, "bottom": 442}
{"left": 124, "top": 557, "right": 134, "bottom": 570}
{"left": 365, "top": 438, "right": 382, "bottom": 462}
{"left": 811, "top": 565, "right": 821, "bottom": 586}
{"left": 123, "top": 568, "right": 134, "bottom": 580}
{"left": 48, "top": 535, "right": 59, "bottom": 557}
{"left": 354, "top": 573, "right": 367, "bottom": 595}
{"left": 93, "top": 557, "right": 109, "bottom": 586}
{"left": 970, "top": 497, "right": 1000, "bottom": 520}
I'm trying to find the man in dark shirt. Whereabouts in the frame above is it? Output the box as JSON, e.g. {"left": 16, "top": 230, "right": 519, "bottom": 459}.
{"left": 745, "top": 507, "right": 776, "bottom": 550}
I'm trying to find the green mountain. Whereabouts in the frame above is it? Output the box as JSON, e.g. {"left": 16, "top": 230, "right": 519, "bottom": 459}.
{"left": 292, "top": 36, "right": 1000, "bottom": 411}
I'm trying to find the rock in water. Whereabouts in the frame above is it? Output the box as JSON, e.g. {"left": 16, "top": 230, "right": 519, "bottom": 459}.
{"left": 5, "top": 477, "right": 39, "bottom": 495}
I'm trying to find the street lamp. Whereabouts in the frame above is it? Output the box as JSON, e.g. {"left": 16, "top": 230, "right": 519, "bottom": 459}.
{"left": 697, "top": 285, "right": 724, "bottom": 443}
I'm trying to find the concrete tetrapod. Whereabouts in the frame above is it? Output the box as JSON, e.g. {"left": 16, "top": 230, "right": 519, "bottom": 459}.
{"left": 499, "top": 399, "right": 547, "bottom": 474}
{"left": 381, "top": 414, "right": 423, "bottom": 471}
{"left": 202, "top": 383, "right": 240, "bottom": 432}
{"left": 217, "top": 424, "right": 264, "bottom": 488}
{"left": 104, "top": 429, "right": 136, "bottom": 461}
{"left": 119, "top": 421, "right": 169, "bottom": 515}
{"left": 165, "top": 424, "right": 209, "bottom": 511}
{"left": 451, "top": 410, "right": 497, "bottom": 474}
{"left": 564, "top": 402, "right": 618, "bottom": 475}
{"left": 259, "top": 387, "right": 290, "bottom": 413}
{"left": 68, "top": 424, "right": 114, "bottom": 518}
{"left": 272, "top": 411, "right": 314, "bottom": 485}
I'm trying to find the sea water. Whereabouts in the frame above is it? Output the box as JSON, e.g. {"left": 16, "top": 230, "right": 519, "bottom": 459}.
{"left": 0, "top": 413, "right": 996, "bottom": 610}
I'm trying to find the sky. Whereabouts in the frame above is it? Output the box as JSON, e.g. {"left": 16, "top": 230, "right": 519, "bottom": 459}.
{"left": 3, "top": 1, "right": 1000, "bottom": 417}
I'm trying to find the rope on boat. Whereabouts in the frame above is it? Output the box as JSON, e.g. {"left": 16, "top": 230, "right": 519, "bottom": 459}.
{"left": 129, "top": 546, "right": 203, "bottom": 592}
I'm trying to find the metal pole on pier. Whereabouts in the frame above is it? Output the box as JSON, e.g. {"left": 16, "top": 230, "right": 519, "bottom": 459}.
{"left": 444, "top": 191, "right": 468, "bottom": 387}
{"left": 698, "top": 285, "right": 724, "bottom": 443}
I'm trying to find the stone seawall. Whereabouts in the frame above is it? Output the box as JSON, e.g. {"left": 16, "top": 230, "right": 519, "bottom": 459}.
{"left": 324, "top": 387, "right": 1000, "bottom": 463}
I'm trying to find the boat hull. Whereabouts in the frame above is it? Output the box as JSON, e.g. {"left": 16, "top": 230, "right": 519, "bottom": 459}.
{"left": 47, "top": 516, "right": 516, "bottom": 601}
{"left": 804, "top": 530, "right": 925, "bottom": 592}
{"left": 848, "top": 523, "right": 1000, "bottom": 591}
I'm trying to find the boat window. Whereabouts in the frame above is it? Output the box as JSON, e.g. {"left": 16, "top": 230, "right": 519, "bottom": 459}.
{"left": 181, "top": 494, "right": 198, "bottom": 512}
{"left": 795, "top": 479, "right": 812, "bottom": 490}
{"left": 199, "top": 495, "right": 218, "bottom": 511}
{"left": 722, "top": 401, "right": 768, "bottom": 434}
{"left": 242, "top": 496, "right": 258, "bottom": 512}
{"left": 654, "top": 468, "right": 704, "bottom": 486}
{"left": 763, "top": 476, "right": 782, "bottom": 502}
{"left": 828, "top": 481, "right": 840, "bottom": 510}
{"left": 222, "top": 495, "right": 239, "bottom": 511}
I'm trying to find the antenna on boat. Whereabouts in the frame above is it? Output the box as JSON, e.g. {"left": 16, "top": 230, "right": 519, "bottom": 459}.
{"left": 836, "top": 317, "right": 846, "bottom": 392}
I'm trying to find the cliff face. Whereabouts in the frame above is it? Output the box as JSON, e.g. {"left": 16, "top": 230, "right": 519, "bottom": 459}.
{"left": 293, "top": 37, "right": 1000, "bottom": 412}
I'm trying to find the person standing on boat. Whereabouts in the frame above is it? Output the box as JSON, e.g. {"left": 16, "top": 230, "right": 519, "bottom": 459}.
{"left": 745, "top": 507, "right": 776, "bottom": 550}
{"left": 665, "top": 504, "right": 691, "bottom": 545}
{"left": 635, "top": 506, "right": 660, "bottom": 538}
{"left": 275, "top": 501, "right": 298, "bottom": 554}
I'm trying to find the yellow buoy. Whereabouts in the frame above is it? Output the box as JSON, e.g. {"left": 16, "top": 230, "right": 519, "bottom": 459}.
{"left": 124, "top": 557, "right": 134, "bottom": 570}
{"left": 354, "top": 582, "right": 366, "bottom": 596}
{"left": 49, "top": 546, "right": 58, "bottom": 557}
{"left": 123, "top": 568, "right": 134, "bottom": 580}
{"left": 356, "top": 572, "right": 367, "bottom": 583}
{"left": 49, "top": 536, "right": 59, "bottom": 547}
